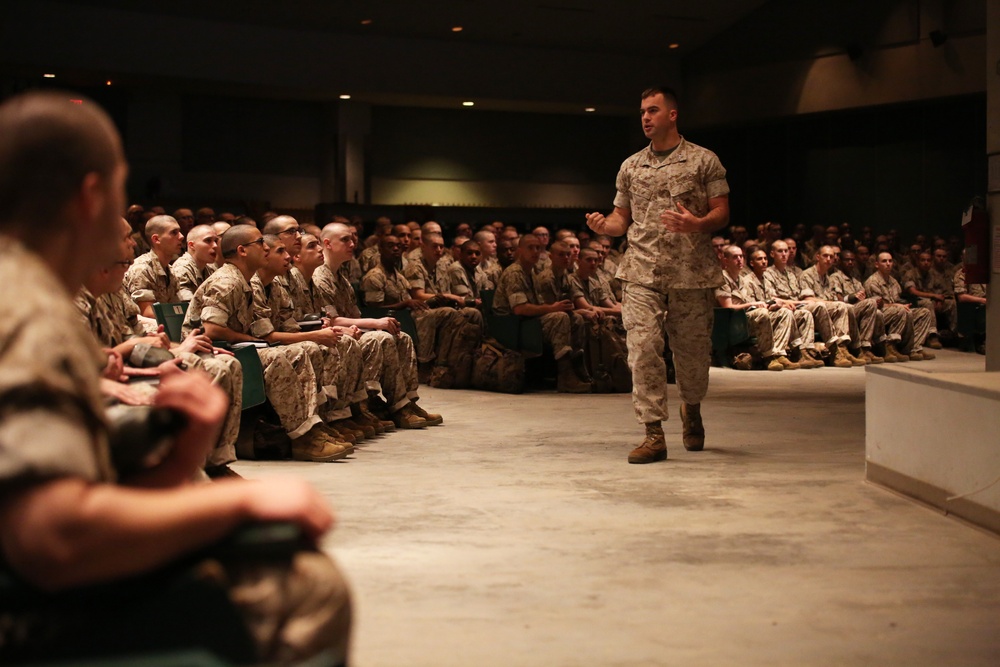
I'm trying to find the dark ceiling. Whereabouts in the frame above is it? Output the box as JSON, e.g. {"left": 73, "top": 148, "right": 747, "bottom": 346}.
{"left": 68, "top": 0, "right": 771, "bottom": 58}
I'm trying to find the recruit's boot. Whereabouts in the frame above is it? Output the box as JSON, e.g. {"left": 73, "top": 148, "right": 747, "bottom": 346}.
{"left": 830, "top": 344, "right": 853, "bottom": 368}
{"left": 410, "top": 401, "right": 443, "bottom": 426}
{"left": 628, "top": 423, "right": 667, "bottom": 464}
{"left": 680, "top": 403, "right": 705, "bottom": 451}
{"left": 556, "top": 356, "right": 592, "bottom": 393}
{"left": 291, "top": 425, "right": 352, "bottom": 462}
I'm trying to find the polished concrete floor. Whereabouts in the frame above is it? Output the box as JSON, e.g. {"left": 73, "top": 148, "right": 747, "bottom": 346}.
{"left": 234, "top": 349, "right": 1000, "bottom": 667}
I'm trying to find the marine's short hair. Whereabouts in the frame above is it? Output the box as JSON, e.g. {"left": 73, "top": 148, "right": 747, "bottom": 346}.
{"left": 0, "top": 91, "right": 122, "bottom": 232}
{"left": 221, "top": 224, "right": 261, "bottom": 257}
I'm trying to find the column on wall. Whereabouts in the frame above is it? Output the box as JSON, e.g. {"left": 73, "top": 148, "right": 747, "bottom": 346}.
{"left": 987, "top": 0, "right": 999, "bottom": 371}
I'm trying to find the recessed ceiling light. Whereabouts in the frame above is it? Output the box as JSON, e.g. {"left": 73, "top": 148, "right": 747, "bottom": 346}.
{"left": 106, "top": 80, "right": 112, "bottom": 86}
{"left": 360, "top": 19, "right": 372, "bottom": 25}
{"left": 669, "top": 43, "right": 680, "bottom": 49}
{"left": 339, "top": 94, "right": 351, "bottom": 100}
{"left": 452, "top": 26, "right": 463, "bottom": 32}
{"left": 43, "top": 73, "right": 56, "bottom": 78}
{"left": 584, "top": 107, "right": 596, "bottom": 112}
{"left": 462, "top": 101, "right": 474, "bottom": 107}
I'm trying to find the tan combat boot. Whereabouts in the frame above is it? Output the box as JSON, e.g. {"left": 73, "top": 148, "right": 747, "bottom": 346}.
{"left": 861, "top": 349, "right": 884, "bottom": 364}
{"left": 392, "top": 404, "right": 429, "bottom": 429}
{"left": 291, "top": 424, "right": 352, "bottom": 462}
{"left": 556, "top": 356, "right": 592, "bottom": 394}
{"left": 884, "top": 342, "right": 909, "bottom": 362}
{"left": 628, "top": 424, "right": 667, "bottom": 464}
{"left": 845, "top": 348, "right": 867, "bottom": 366}
{"left": 830, "top": 344, "right": 853, "bottom": 368}
{"left": 776, "top": 355, "right": 800, "bottom": 370}
{"left": 797, "top": 348, "right": 824, "bottom": 369}
{"left": 680, "top": 403, "right": 705, "bottom": 451}
{"left": 356, "top": 402, "right": 395, "bottom": 433}
{"left": 410, "top": 401, "right": 443, "bottom": 426}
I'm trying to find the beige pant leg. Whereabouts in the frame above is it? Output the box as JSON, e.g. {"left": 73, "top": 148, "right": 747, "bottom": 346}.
{"left": 790, "top": 308, "right": 815, "bottom": 349}
{"left": 336, "top": 336, "right": 368, "bottom": 406}
{"left": 823, "top": 300, "right": 852, "bottom": 342}
{"left": 881, "top": 304, "right": 908, "bottom": 342}
{"left": 909, "top": 306, "right": 934, "bottom": 352}
{"left": 664, "top": 289, "right": 714, "bottom": 406}
{"left": 540, "top": 311, "right": 573, "bottom": 359}
{"left": 295, "top": 341, "right": 344, "bottom": 421}
{"left": 359, "top": 331, "right": 410, "bottom": 412}
{"left": 850, "top": 298, "right": 879, "bottom": 348}
{"left": 802, "top": 302, "right": 835, "bottom": 345}
{"left": 744, "top": 309, "right": 776, "bottom": 357}
{"left": 177, "top": 352, "right": 242, "bottom": 467}
{"left": 258, "top": 345, "right": 321, "bottom": 438}
{"left": 226, "top": 551, "right": 352, "bottom": 666}
{"left": 621, "top": 282, "right": 669, "bottom": 423}
{"left": 767, "top": 307, "right": 794, "bottom": 356}
{"left": 394, "top": 331, "right": 420, "bottom": 398}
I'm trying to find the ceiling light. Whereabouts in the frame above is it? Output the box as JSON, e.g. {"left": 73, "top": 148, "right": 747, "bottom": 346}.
{"left": 360, "top": 19, "right": 372, "bottom": 25}
{"left": 339, "top": 94, "right": 351, "bottom": 100}
{"left": 452, "top": 26, "right": 463, "bottom": 32}
{"left": 668, "top": 43, "right": 679, "bottom": 49}
{"left": 584, "top": 107, "right": 596, "bottom": 112}
{"left": 462, "top": 101, "right": 475, "bottom": 107}
{"left": 106, "top": 80, "right": 112, "bottom": 86}
{"left": 43, "top": 73, "right": 56, "bottom": 78}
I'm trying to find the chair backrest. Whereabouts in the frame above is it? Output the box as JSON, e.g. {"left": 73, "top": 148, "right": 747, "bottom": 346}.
{"left": 233, "top": 346, "right": 267, "bottom": 410}
{"left": 153, "top": 301, "right": 189, "bottom": 343}
{"left": 480, "top": 289, "right": 495, "bottom": 314}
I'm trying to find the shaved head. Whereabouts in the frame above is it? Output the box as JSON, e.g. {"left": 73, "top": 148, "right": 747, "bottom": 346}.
{"left": 0, "top": 91, "right": 123, "bottom": 233}
{"left": 221, "top": 224, "right": 261, "bottom": 257}
{"left": 321, "top": 222, "right": 352, "bottom": 241}
{"left": 144, "top": 215, "right": 179, "bottom": 241}
{"left": 186, "top": 223, "right": 215, "bottom": 245}
{"left": 261, "top": 215, "right": 298, "bottom": 235}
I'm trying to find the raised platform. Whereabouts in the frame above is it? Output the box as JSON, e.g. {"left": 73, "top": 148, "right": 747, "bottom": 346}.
{"left": 866, "top": 361, "right": 1000, "bottom": 534}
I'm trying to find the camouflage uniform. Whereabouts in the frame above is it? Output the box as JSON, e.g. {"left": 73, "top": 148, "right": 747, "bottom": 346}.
{"left": 597, "top": 257, "right": 623, "bottom": 301}
{"left": 0, "top": 238, "right": 350, "bottom": 666}
{"left": 184, "top": 263, "right": 322, "bottom": 437}
{"left": 493, "top": 262, "right": 574, "bottom": 360}
{"left": 715, "top": 271, "right": 793, "bottom": 358}
{"left": 613, "top": 138, "right": 728, "bottom": 421}
{"left": 902, "top": 266, "right": 958, "bottom": 332}
{"left": 252, "top": 274, "right": 350, "bottom": 420}
{"left": 171, "top": 253, "right": 216, "bottom": 302}
{"left": 124, "top": 250, "right": 178, "bottom": 305}
{"left": 358, "top": 245, "right": 381, "bottom": 276}
{"left": 446, "top": 262, "right": 481, "bottom": 300}
{"left": 763, "top": 265, "right": 850, "bottom": 347}
{"left": 863, "top": 271, "right": 933, "bottom": 353}
{"left": 827, "top": 269, "right": 886, "bottom": 350}
{"left": 953, "top": 266, "right": 987, "bottom": 300}
{"left": 283, "top": 268, "right": 368, "bottom": 410}
{"left": 75, "top": 285, "right": 242, "bottom": 467}
{"left": 479, "top": 257, "right": 503, "bottom": 290}
{"left": 800, "top": 266, "right": 875, "bottom": 349}
{"left": 572, "top": 271, "right": 617, "bottom": 308}
{"left": 286, "top": 266, "right": 321, "bottom": 319}
{"left": 312, "top": 263, "right": 418, "bottom": 412}
{"left": 743, "top": 271, "right": 815, "bottom": 351}
{"left": 343, "top": 257, "right": 363, "bottom": 286}
{"left": 404, "top": 257, "right": 484, "bottom": 367}
{"left": 535, "top": 266, "right": 588, "bottom": 351}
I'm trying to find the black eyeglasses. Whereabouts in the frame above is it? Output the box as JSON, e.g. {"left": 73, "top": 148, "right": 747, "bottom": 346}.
{"left": 278, "top": 228, "right": 302, "bottom": 237}
{"left": 240, "top": 238, "right": 266, "bottom": 249}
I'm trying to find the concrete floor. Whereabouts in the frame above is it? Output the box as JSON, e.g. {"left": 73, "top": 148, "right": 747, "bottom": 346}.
{"left": 235, "top": 349, "right": 1000, "bottom": 667}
